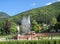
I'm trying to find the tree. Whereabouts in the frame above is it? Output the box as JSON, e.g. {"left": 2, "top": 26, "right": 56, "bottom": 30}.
{"left": 9, "top": 21, "right": 17, "bottom": 34}
{"left": 50, "top": 18, "right": 57, "bottom": 32}
{"left": 40, "top": 23, "right": 50, "bottom": 32}
{"left": 55, "top": 14, "right": 60, "bottom": 29}
{"left": 10, "top": 27, "right": 17, "bottom": 34}
{"left": 57, "top": 14, "right": 60, "bottom": 22}
{"left": 4, "top": 20, "right": 10, "bottom": 35}
{"left": 31, "top": 20, "right": 39, "bottom": 32}
{"left": 0, "top": 21, "right": 4, "bottom": 35}
{"left": 55, "top": 22, "right": 60, "bottom": 29}
{"left": 50, "top": 18, "right": 57, "bottom": 26}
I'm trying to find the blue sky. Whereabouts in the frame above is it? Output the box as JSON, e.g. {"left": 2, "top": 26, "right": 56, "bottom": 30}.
{"left": 0, "top": 0, "right": 60, "bottom": 16}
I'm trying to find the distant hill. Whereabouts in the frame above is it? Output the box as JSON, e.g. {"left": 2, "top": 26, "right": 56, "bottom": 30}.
{"left": 9, "top": 2, "right": 60, "bottom": 24}
{"left": 0, "top": 12, "right": 9, "bottom": 18}
{"left": 0, "top": 12, "right": 10, "bottom": 21}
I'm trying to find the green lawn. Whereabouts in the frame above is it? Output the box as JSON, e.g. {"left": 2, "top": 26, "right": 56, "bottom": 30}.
{"left": 0, "top": 35, "right": 14, "bottom": 38}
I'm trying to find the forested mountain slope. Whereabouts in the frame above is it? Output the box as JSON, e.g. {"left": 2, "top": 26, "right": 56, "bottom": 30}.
{"left": 7, "top": 2, "right": 60, "bottom": 24}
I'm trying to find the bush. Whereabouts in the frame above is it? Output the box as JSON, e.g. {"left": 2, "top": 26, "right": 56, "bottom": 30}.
{"left": 10, "top": 27, "right": 17, "bottom": 34}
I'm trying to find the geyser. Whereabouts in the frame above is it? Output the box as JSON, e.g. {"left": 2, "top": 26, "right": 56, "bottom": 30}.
{"left": 21, "top": 15, "right": 31, "bottom": 34}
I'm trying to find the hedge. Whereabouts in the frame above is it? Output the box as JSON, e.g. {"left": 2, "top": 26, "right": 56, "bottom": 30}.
{"left": 0, "top": 40, "right": 60, "bottom": 44}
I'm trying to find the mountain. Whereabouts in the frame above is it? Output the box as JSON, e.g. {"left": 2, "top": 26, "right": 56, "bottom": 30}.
{"left": 9, "top": 2, "right": 60, "bottom": 24}
{"left": 0, "top": 12, "right": 10, "bottom": 21}
{"left": 0, "top": 12, "right": 9, "bottom": 19}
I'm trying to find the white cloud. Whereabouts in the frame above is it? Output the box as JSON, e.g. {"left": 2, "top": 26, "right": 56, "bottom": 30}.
{"left": 31, "top": 3, "right": 36, "bottom": 6}
{"left": 45, "top": 2, "right": 52, "bottom": 5}
{"left": 57, "top": 0, "right": 60, "bottom": 1}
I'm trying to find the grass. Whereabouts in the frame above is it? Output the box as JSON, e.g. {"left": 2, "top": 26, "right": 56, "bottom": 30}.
{"left": 0, "top": 35, "right": 15, "bottom": 38}
{"left": 0, "top": 40, "right": 60, "bottom": 44}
